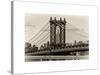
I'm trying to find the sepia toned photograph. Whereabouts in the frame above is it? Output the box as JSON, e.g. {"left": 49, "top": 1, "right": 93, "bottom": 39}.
{"left": 25, "top": 14, "right": 89, "bottom": 62}
{"left": 11, "top": 1, "right": 98, "bottom": 74}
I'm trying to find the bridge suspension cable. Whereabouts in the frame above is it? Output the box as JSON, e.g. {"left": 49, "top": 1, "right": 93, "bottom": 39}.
{"left": 28, "top": 21, "right": 49, "bottom": 43}
{"left": 30, "top": 25, "right": 49, "bottom": 44}
{"left": 69, "top": 30, "right": 88, "bottom": 38}
{"left": 36, "top": 34, "right": 50, "bottom": 46}
{"left": 35, "top": 31, "right": 50, "bottom": 46}
{"left": 67, "top": 22, "right": 88, "bottom": 37}
{"left": 67, "top": 22, "right": 88, "bottom": 33}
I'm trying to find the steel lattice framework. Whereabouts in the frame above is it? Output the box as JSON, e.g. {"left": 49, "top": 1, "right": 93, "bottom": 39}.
{"left": 50, "top": 17, "right": 66, "bottom": 49}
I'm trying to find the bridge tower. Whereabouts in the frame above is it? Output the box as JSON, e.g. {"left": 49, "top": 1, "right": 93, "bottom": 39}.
{"left": 49, "top": 17, "right": 66, "bottom": 49}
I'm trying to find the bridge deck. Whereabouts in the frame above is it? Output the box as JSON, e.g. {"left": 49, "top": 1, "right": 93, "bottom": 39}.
{"left": 26, "top": 47, "right": 89, "bottom": 55}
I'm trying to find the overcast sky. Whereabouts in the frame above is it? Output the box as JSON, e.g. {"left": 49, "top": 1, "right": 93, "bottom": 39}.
{"left": 25, "top": 13, "right": 89, "bottom": 46}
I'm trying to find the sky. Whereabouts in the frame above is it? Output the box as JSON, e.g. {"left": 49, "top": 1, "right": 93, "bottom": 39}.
{"left": 25, "top": 13, "right": 89, "bottom": 46}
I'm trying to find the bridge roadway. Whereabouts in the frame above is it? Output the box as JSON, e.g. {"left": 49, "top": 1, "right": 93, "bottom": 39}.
{"left": 26, "top": 46, "right": 89, "bottom": 55}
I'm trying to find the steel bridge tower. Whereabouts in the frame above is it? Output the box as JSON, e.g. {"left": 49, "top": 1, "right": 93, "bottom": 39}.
{"left": 49, "top": 17, "right": 66, "bottom": 49}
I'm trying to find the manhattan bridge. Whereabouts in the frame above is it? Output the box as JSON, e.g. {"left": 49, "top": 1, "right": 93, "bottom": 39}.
{"left": 25, "top": 17, "right": 89, "bottom": 61}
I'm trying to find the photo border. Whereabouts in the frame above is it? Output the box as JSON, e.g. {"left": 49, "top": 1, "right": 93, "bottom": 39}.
{"left": 11, "top": 1, "right": 98, "bottom": 74}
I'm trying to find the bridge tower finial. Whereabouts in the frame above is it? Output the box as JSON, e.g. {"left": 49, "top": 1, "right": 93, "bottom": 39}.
{"left": 50, "top": 17, "right": 52, "bottom": 21}
{"left": 54, "top": 17, "right": 56, "bottom": 21}
{"left": 64, "top": 18, "right": 66, "bottom": 23}
{"left": 60, "top": 17, "right": 62, "bottom": 22}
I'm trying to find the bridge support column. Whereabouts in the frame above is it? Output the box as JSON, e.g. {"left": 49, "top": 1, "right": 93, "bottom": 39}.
{"left": 76, "top": 52, "right": 80, "bottom": 60}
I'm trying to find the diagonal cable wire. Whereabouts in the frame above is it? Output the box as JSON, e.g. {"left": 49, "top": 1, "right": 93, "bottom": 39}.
{"left": 36, "top": 33, "right": 50, "bottom": 46}
{"left": 28, "top": 22, "right": 49, "bottom": 43}
{"left": 30, "top": 25, "right": 49, "bottom": 44}
{"left": 71, "top": 31, "right": 88, "bottom": 38}
{"left": 67, "top": 22, "right": 88, "bottom": 36}
{"left": 34, "top": 31, "right": 50, "bottom": 45}
{"left": 28, "top": 22, "right": 49, "bottom": 42}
